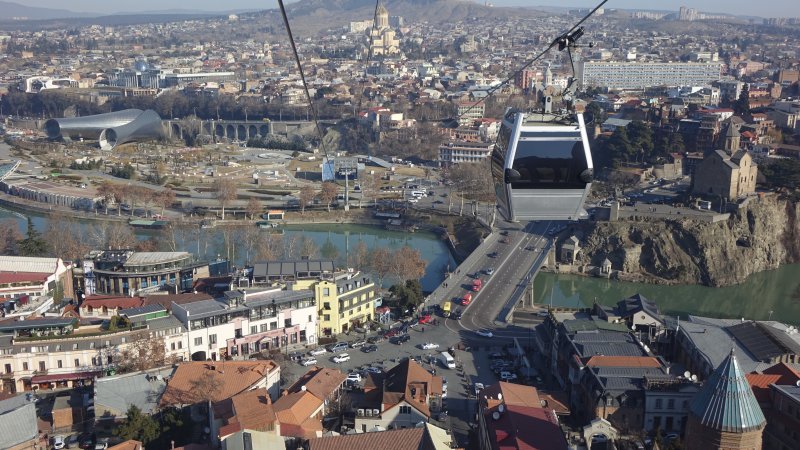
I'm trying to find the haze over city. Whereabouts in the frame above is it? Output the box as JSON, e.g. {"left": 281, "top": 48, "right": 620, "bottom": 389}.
{"left": 16, "top": 0, "right": 800, "bottom": 18}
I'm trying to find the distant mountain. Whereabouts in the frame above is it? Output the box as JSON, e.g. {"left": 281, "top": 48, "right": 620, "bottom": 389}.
{"left": 282, "top": 0, "right": 542, "bottom": 31}
{"left": 0, "top": 1, "right": 93, "bottom": 20}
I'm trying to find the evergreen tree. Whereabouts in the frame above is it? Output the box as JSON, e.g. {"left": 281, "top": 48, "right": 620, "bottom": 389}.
{"left": 605, "top": 126, "right": 635, "bottom": 164}
{"left": 18, "top": 218, "right": 47, "bottom": 256}
{"left": 115, "top": 405, "right": 160, "bottom": 445}
{"left": 626, "top": 121, "right": 654, "bottom": 162}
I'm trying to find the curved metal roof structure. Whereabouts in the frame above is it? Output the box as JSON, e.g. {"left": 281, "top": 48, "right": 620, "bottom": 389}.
{"left": 44, "top": 109, "right": 163, "bottom": 150}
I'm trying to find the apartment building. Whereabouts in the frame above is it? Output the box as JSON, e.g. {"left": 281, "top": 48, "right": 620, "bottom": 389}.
{"left": 438, "top": 140, "right": 495, "bottom": 165}
{"left": 294, "top": 270, "right": 378, "bottom": 336}
{"left": 0, "top": 256, "right": 74, "bottom": 302}
{"left": 581, "top": 61, "right": 722, "bottom": 91}
{"left": 87, "top": 250, "right": 211, "bottom": 296}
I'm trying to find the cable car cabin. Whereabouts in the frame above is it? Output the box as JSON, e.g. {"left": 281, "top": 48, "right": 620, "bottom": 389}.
{"left": 492, "top": 110, "right": 594, "bottom": 222}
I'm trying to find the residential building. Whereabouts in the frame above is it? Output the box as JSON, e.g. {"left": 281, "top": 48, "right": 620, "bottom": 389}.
{"left": 251, "top": 260, "right": 335, "bottom": 285}
{"left": 287, "top": 366, "right": 347, "bottom": 416}
{"left": 0, "top": 256, "right": 74, "bottom": 302}
{"left": 295, "top": 270, "right": 378, "bottom": 336}
{"left": 438, "top": 140, "right": 495, "bottom": 165}
{"left": 354, "top": 359, "right": 444, "bottom": 431}
{"left": 307, "top": 426, "right": 451, "bottom": 450}
{"left": 94, "top": 366, "right": 175, "bottom": 423}
{"left": 88, "top": 251, "right": 210, "bottom": 296}
{"left": 642, "top": 377, "right": 701, "bottom": 434}
{"left": 171, "top": 288, "right": 316, "bottom": 361}
{"left": 457, "top": 101, "right": 485, "bottom": 127}
{"left": 685, "top": 350, "right": 766, "bottom": 450}
{"left": 80, "top": 295, "right": 144, "bottom": 320}
{"left": 273, "top": 388, "right": 326, "bottom": 439}
{"left": 212, "top": 388, "right": 279, "bottom": 447}
{"left": 477, "top": 381, "right": 568, "bottom": 450}
{"left": 0, "top": 394, "right": 38, "bottom": 450}
{"left": 580, "top": 61, "right": 722, "bottom": 91}
{"left": 765, "top": 384, "right": 800, "bottom": 450}
{"left": 160, "top": 360, "right": 280, "bottom": 408}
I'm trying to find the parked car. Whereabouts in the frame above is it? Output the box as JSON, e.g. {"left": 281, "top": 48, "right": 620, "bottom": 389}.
{"left": 329, "top": 342, "right": 349, "bottom": 353}
{"left": 476, "top": 329, "right": 493, "bottom": 338}
{"left": 421, "top": 342, "right": 440, "bottom": 350}
{"left": 367, "top": 336, "right": 382, "bottom": 344}
{"left": 53, "top": 435, "right": 66, "bottom": 450}
{"left": 419, "top": 314, "right": 433, "bottom": 324}
{"left": 288, "top": 351, "right": 305, "bottom": 361}
{"left": 485, "top": 268, "right": 495, "bottom": 275}
{"left": 309, "top": 347, "right": 327, "bottom": 356}
{"left": 346, "top": 372, "right": 362, "bottom": 383}
{"left": 362, "top": 344, "right": 379, "bottom": 353}
{"left": 453, "top": 310, "right": 463, "bottom": 320}
{"left": 391, "top": 334, "right": 411, "bottom": 345}
{"left": 350, "top": 340, "right": 366, "bottom": 348}
{"left": 384, "top": 329, "right": 401, "bottom": 339}
{"left": 333, "top": 353, "right": 351, "bottom": 363}
{"left": 488, "top": 252, "right": 498, "bottom": 258}
{"left": 474, "top": 382, "right": 485, "bottom": 396}
{"left": 301, "top": 357, "right": 317, "bottom": 366}
{"left": 78, "top": 433, "right": 96, "bottom": 449}
{"left": 500, "top": 371, "right": 518, "bottom": 381}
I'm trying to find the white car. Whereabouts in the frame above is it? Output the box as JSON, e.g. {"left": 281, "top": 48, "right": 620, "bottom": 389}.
{"left": 476, "top": 329, "right": 493, "bottom": 338}
{"left": 421, "top": 342, "right": 440, "bottom": 350}
{"left": 301, "top": 357, "right": 317, "bottom": 366}
{"left": 309, "top": 347, "right": 327, "bottom": 356}
{"left": 500, "top": 371, "right": 518, "bottom": 381}
{"left": 333, "top": 353, "right": 351, "bottom": 363}
{"left": 53, "top": 435, "right": 66, "bottom": 450}
{"left": 408, "top": 198, "right": 419, "bottom": 203}
{"left": 346, "top": 372, "right": 362, "bottom": 383}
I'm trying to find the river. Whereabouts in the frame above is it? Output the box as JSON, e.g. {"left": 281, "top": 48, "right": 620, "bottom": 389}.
{"left": 534, "top": 269, "right": 800, "bottom": 324}
{"left": 0, "top": 208, "right": 456, "bottom": 292}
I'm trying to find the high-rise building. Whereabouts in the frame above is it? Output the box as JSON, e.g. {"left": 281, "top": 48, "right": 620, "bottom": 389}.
{"left": 580, "top": 61, "right": 721, "bottom": 91}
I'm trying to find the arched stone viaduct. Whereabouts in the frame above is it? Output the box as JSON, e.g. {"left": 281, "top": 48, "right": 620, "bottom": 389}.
{"left": 164, "top": 119, "right": 317, "bottom": 143}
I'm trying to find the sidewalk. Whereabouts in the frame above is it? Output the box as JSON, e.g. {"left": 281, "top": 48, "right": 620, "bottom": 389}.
{"left": 423, "top": 231, "right": 497, "bottom": 310}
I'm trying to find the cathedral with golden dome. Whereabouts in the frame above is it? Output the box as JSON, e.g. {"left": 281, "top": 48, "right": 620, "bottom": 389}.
{"left": 369, "top": 3, "right": 400, "bottom": 56}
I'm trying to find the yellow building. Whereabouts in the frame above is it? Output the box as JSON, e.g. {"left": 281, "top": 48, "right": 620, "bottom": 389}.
{"left": 293, "top": 271, "right": 378, "bottom": 336}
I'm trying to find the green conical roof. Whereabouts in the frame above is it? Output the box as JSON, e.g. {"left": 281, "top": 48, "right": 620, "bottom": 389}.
{"left": 689, "top": 349, "right": 765, "bottom": 433}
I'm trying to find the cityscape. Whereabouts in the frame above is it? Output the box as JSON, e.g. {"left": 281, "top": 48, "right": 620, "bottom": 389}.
{"left": 1, "top": 1, "right": 800, "bottom": 450}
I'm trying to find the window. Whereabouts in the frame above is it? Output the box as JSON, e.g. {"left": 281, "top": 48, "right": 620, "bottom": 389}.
{"left": 270, "top": 322, "right": 277, "bottom": 330}
{"left": 38, "top": 361, "right": 46, "bottom": 371}
{"left": 209, "top": 334, "right": 217, "bottom": 345}
{"left": 323, "top": 288, "right": 330, "bottom": 296}
{"left": 92, "top": 357, "right": 98, "bottom": 366}
{"left": 290, "top": 334, "right": 298, "bottom": 344}
{"left": 667, "top": 399, "right": 675, "bottom": 410}
{"left": 284, "top": 319, "right": 292, "bottom": 328}
{"left": 3, "top": 364, "right": 10, "bottom": 374}
{"left": 55, "top": 345, "right": 61, "bottom": 351}
{"left": 171, "top": 343, "right": 176, "bottom": 351}
{"left": 194, "top": 337, "right": 203, "bottom": 346}
{"left": 107, "top": 356, "right": 112, "bottom": 364}
{"left": 308, "top": 315, "right": 312, "bottom": 323}
{"left": 324, "top": 315, "right": 330, "bottom": 321}
{"left": 178, "top": 341, "right": 183, "bottom": 349}
{"left": 251, "top": 326, "right": 258, "bottom": 335}
{"left": 74, "top": 359, "right": 79, "bottom": 367}
{"left": 73, "top": 343, "right": 78, "bottom": 350}
{"left": 260, "top": 324, "right": 268, "bottom": 332}
{"left": 323, "top": 302, "right": 331, "bottom": 310}
{"left": 399, "top": 406, "right": 411, "bottom": 415}
{"left": 57, "top": 360, "right": 63, "bottom": 369}
{"left": 655, "top": 399, "right": 663, "bottom": 410}
{"left": 22, "top": 362, "right": 28, "bottom": 371}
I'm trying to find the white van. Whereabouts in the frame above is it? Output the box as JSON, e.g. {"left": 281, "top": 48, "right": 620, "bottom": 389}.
{"left": 411, "top": 191, "right": 425, "bottom": 198}
{"left": 439, "top": 351, "right": 456, "bottom": 369}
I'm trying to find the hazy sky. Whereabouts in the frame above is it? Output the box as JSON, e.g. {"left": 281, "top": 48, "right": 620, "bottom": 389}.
{"left": 27, "top": 0, "right": 800, "bottom": 18}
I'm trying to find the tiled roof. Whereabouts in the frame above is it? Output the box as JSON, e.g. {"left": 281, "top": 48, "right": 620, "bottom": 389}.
{"left": 82, "top": 296, "right": 144, "bottom": 310}
{"left": 273, "top": 391, "right": 324, "bottom": 439}
{"left": 482, "top": 382, "right": 540, "bottom": 409}
{"left": 585, "top": 356, "right": 662, "bottom": 368}
{"left": 0, "top": 272, "right": 49, "bottom": 284}
{"left": 216, "top": 388, "right": 276, "bottom": 438}
{"left": 689, "top": 349, "right": 766, "bottom": 433}
{"left": 382, "top": 359, "right": 444, "bottom": 418}
{"left": 144, "top": 293, "right": 213, "bottom": 311}
{"left": 160, "top": 361, "right": 277, "bottom": 406}
{"left": 746, "top": 362, "right": 800, "bottom": 403}
{"left": 108, "top": 440, "right": 143, "bottom": 450}
{"left": 289, "top": 366, "right": 347, "bottom": 402}
{"left": 483, "top": 404, "right": 567, "bottom": 450}
{"left": 307, "top": 427, "right": 432, "bottom": 450}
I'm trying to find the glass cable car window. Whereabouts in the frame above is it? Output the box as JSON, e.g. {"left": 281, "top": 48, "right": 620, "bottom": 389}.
{"left": 511, "top": 139, "right": 588, "bottom": 190}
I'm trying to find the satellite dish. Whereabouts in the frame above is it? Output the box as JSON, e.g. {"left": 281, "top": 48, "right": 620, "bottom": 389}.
{"left": 796, "top": 380, "right": 800, "bottom": 387}
{"left": 497, "top": 393, "right": 503, "bottom": 401}
{"left": 498, "top": 404, "right": 505, "bottom": 413}
{"left": 691, "top": 374, "right": 698, "bottom": 382}
{"left": 492, "top": 411, "right": 501, "bottom": 420}
{"left": 683, "top": 371, "right": 691, "bottom": 378}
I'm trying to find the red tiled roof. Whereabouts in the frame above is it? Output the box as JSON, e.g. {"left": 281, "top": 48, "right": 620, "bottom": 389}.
{"left": 307, "top": 427, "right": 432, "bottom": 450}
{"left": 161, "top": 361, "right": 277, "bottom": 407}
{"left": 746, "top": 363, "right": 800, "bottom": 403}
{"left": 273, "top": 391, "right": 324, "bottom": 439}
{"left": 0, "top": 272, "right": 49, "bottom": 284}
{"left": 82, "top": 296, "right": 144, "bottom": 310}
{"left": 216, "top": 388, "right": 277, "bottom": 439}
{"left": 484, "top": 404, "right": 568, "bottom": 450}
{"left": 108, "top": 441, "right": 143, "bottom": 450}
{"left": 289, "top": 366, "right": 346, "bottom": 402}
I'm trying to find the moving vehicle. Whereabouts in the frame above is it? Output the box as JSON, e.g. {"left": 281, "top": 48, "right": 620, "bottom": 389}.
{"left": 439, "top": 351, "right": 456, "bottom": 369}
{"left": 301, "top": 357, "right": 317, "bottom": 366}
{"left": 485, "top": 268, "right": 495, "bottom": 275}
{"left": 453, "top": 309, "right": 463, "bottom": 320}
{"left": 421, "top": 342, "right": 440, "bottom": 350}
{"left": 491, "top": 109, "right": 594, "bottom": 222}
{"left": 309, "top": 347, "right": 327, "bottom": 356}
{"left": 461, "top": 293, "right": 472, "bottom": 306}
{"left": 391, "top": 334, "right": 411, "bottom": 345}
{"left": 472, "top": 279, "right": 482, "bottom": 292}
{"left": 333, "top": 353, "right": 351, "bottom": 363}
{"left": 476, "top": 329, "right": 493, "bottom": 338}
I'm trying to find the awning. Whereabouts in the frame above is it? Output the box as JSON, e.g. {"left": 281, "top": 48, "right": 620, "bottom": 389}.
{"left": 31, "top": 371, "right": 101, "bottom": 384}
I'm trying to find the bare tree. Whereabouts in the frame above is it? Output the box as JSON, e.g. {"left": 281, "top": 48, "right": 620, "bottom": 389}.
{"left": 97, "top": 181, "right": 117, "bottom": 215}
{"left": 367, "top": 247, "right": 393, "bottom": 287}
{"left": 255, "top": 232, "right": 283, "bottom": 261}
{"left": 300, "top": 236, "right": 319, "bottom": 259}
{"left": 298, "top": 185, "right": 317, "bottom": 214}
{"left": 239, "top": 226, "right": 261, "bottom": 264}
{"left": 359, "top": 173, "right": 380, "bottom": 207}
{"left": 117, "top": 331, "right": 167, "bottom": 374}
{"left": 46, "top": 214, "right": 90, "bottom": 261}
{"left": 0, "top": 219, "right": 21, "bottom": 255}
{"left": 213, "top": 178, "right": 238, "bottom": 220}
{"left": 89, "top": 221, "right": 137, "bottom": 249}
{"left": 246, "top": 197, "right": 262, "bottom": 220}
{"left": 284, "top": 234, "right": 300, "bottom": 259}
{"left": 352, "top": 240, "right": 370, "bottom": 271}
{"left": 390, "top": 246, "right": 427, "bottom": 285}
{"left": 155, "top": 189, "right": 176, "bottom": 217}
{"left": 319, "top": 182, "right": 339, "bottom": 212}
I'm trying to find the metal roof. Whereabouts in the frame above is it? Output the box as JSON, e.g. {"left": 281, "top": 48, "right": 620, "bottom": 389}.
{"left": 0, "top": 401, "right": 37, "bottom": 449}
{"left": 616, "top": 293, "right": 662, "bottom": 319}
{"left": 689, "top": 349, "right": 765, "bottom": 433}
{"left": 252, "top": 260, "right": 334, "bottom": 278}
{"left": 0, "top": 317, "right": 75, "bottom": 331}
{"left": 0, "top": 256, "right": 60, "bottom": 273}
{"left": 95, "top": 367, "right": 174, "bottom": 416}
{"left": 727, "top": 321, "right": 800, "bottom": 362}
{"left": 119, "top": 303, "right": 166, "bottom": 318}
{"left": 123, "top": 252, "right": 190, "bottom": 266}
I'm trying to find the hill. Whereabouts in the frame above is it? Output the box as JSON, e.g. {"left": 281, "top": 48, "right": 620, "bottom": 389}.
{"left": 0, "top": 1, "right": 92, "bottom": 21}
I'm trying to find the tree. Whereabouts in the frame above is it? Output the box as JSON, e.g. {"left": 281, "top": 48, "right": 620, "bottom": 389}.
{"left": 390, "top": 246, "right": 427, "bottom": 285}
{"left": 299, "top": 236, "right": 319, "bottom": 259}
{"left": 605, "top": 126, "right": 635, "bottom": 164}
{"left": 117, "top": 332, "right": 167, "bottom": 373}
{"left": 97, "top": 181, "right": 118, "bottom": 215}
{"left": 213, "top": 178, "right": 238, "bottom": 220}
{"left": 18, "top": 217, "right": 46, "bottom": 256}
{"left": 626, "top": 121, "right": 654, "bottom": 162}
{"left": 352, "top": 240, "right": 370, "bottom": 271}
{"left": 320, "top": 238, "right": 339, "bottom": 261}
{"left": 246, "top": 196, "right": 262, "bottom": 220}
{"left": 46, "top": 215, "right": 90, "bottom": 262}
{"left": 298, "top": 185, "right": 317, "bottom": 214}
{"left": 0, "top": 219, "right": 22, "bottom": 255}
{"left": 155, "top": 189, "right": 176, "bottom": 217}
{"left": 319, "top": 182, "right": 339, "bottom": 212}
{"left": 367, "top": 247, "right": 393, "bottom": 287}
{"left": 255, "top": 233, "right": 283, "bottom": 261}
{"left": 114, "top": 405, "right": 160, "bottom": 445}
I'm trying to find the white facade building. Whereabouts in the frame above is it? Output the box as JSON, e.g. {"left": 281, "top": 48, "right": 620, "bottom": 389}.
{"left": 581, "top": 61, "right": 722, "bottom": 91}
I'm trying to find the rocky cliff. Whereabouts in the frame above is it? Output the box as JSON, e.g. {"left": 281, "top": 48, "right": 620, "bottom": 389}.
{"left": 573, "top": 195, "right": 800, "bottom": 287}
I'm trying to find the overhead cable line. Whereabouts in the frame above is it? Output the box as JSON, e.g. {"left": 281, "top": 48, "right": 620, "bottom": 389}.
{"left": 456, "top": 0, "right": 609, "bottom": 123}
{"left": 277, "top": 0, "right": 330, "bottom": 159}
{"left": 354, "top": 0, "right": 383, "bottom": 157}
